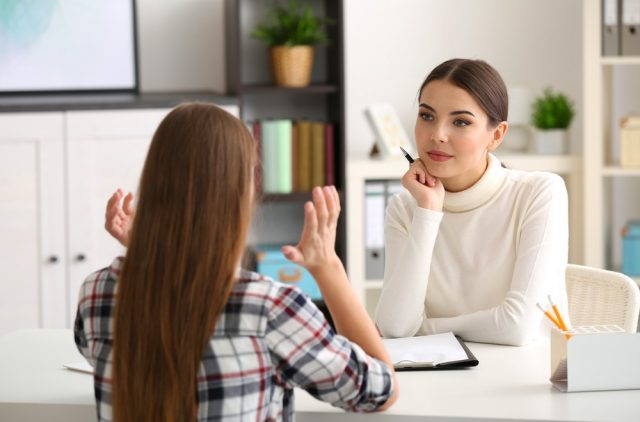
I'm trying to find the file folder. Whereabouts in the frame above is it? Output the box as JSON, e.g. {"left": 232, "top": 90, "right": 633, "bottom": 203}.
{"left": 365, "top": 182, "right": 386, "bottom": 279}
{"left": 603, "top": 0, "right": 621, "bottom": 56}
{"left": 621, "top": 0, "right": 640, "bottom": 55}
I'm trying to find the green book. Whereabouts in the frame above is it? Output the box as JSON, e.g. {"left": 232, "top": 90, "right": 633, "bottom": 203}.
{"left": 274, "top": 119, "right": 292, "bottom": 193}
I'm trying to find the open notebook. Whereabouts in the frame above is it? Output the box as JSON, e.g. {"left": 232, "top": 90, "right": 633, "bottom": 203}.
{"left": 382, "top": 331, "right": 479, "bottom": 370}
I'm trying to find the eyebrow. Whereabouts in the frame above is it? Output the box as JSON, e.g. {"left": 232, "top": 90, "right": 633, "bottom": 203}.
{"left": 419, "top": 102, "right": 475, "bottom": 118}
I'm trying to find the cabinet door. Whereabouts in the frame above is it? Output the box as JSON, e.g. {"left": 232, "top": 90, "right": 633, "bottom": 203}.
{"left": 0, "top": 113, "right": 66, "bottom": 335}
{"left": 65, "top": 109, "right": 170, "bottom": 321}
{"left": 65, "top": 106, "right": 240, "bottom": 323}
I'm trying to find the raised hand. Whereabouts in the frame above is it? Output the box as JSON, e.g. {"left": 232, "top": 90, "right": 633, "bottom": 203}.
{"left": 105, "top": 189, "right": 135, "bottom": 247}
{"left": 281, "top": 186, "right": 341, "bottom": 274}
{"left": 402, "top": 159, "right": 445, "bottom": 211}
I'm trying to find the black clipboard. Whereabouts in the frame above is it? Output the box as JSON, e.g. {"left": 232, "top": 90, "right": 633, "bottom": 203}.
{"left": 394, "top": 336, "right": 479, "bottom": 371}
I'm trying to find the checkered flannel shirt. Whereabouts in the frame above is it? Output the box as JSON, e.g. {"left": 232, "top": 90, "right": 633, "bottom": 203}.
{"left": 74, "top": 257, "right": 394, "bottom": 421}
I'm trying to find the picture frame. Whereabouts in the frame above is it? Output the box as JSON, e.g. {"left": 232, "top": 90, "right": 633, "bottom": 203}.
{"left": 364, "top": 104, "right": 414, "bottom": 158}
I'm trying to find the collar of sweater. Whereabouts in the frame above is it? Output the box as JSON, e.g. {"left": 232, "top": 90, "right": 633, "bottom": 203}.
{"left": 442, "top": 153, "right": 506, "bottom": 213}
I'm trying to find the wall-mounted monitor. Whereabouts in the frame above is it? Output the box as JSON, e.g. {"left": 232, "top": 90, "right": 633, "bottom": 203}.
{"left": 0, "top": 0, "right": 138, "bottom": 94}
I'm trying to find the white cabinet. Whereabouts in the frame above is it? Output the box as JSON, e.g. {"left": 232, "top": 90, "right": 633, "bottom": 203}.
{"left": 0, "top": 110, "right": 168, "bottom": 335}
{"left": 65, "top": 109, "right": 170, "bottom": 322}
{"left": 0, "top": 113, "right": 67, "bottom": 333}
{"left": 0, "top": 105, "right": 240, "bottom": 335}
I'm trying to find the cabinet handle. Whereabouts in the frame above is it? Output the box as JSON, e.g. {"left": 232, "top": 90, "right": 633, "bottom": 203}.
{"left": 48, "top": 255, "right": 59, "bottom": 264}
{"left": 76, "top": 253, "right": 87, "bottom": 262}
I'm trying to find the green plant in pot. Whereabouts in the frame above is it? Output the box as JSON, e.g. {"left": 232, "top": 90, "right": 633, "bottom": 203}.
{"left": 251, "top": 0, "right": 333, "bottom": 87}
{"left": 530, "top": 87, "right": 575, "bottom": 154}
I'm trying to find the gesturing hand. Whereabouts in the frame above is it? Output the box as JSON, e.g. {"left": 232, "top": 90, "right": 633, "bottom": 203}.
{"left": 402, "top": 159, "right": 445, "bottom": 211}
{"left": 105, "top": 189, "right": 134, "bottom": 247}
{"left": 281, "top": 186, "right": 342, "bottom": 274}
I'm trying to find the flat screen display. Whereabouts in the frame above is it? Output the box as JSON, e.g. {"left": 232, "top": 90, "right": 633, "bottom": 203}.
{"left": 0, "top": 0, "right": 137, "bottom": 93}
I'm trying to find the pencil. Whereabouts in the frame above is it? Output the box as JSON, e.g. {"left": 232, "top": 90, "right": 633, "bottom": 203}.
{"left": 547, "top": 295, "right": 570, "bottom": 331}
{"left": 537, "top": 302, "right": 572, "bottom": 340}
{"left": 399, "top": 146, "right": 414, "bottom": 164}
{"left": 536, "top": 302, "right": 561, "bottom": 329}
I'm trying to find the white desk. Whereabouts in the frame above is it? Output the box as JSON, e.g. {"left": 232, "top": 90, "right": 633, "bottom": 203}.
{"left": 1, "top": 329, "right": 639, "bottom": 422}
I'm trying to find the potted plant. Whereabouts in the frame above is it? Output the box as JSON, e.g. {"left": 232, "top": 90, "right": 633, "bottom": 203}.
{"left": 251, "top": 0, "right": 333, "bottom": 87}
{"left": 530, "top": 87, "right": 575, "bottom": 154}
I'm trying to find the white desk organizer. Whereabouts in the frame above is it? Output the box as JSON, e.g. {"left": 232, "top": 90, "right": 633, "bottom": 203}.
{"left": 550, "top": 325, "right": 640, "bottom": 392}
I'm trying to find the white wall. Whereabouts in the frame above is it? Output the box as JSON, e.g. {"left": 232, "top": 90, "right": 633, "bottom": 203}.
{"left": 136, "top": 0, "right": 226, "bottom": 92}
{"left": 136, "top": 1, "right": 584, "bottom": 158}
{"left": 344, "top": 0, "right": 584, "bottom": 158}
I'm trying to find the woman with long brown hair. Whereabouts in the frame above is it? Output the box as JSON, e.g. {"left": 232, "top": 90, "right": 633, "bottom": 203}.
{"left": 376, "top": 58, "right": 570, "bottom": 346}
{"left": 74, "top": 103, "right": 397, "bottom": 421}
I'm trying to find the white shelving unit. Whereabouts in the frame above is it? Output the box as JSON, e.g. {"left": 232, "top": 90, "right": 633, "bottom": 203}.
{"left": 583, "top": 0, "right": 640, "bottom": 271}
{"left": 346, "top": 153, "right": 583, "bottom": 318}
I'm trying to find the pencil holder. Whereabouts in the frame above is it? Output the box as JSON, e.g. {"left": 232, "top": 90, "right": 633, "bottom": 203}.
{"left": 550, "top": 325, "right": 640, "bottom": 392}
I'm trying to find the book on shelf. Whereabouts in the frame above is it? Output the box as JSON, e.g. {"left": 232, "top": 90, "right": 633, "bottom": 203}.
{"left": 275, "top": 119, "right": 292, "bottom": 193}
{"left": 311, "top": 122, "right": 325, "bottom": 188}
{"left": 252, "top": 120, "right": 262, "bottom": 195}
{"left": 260, "top": 120, "right": 279, "bottom": 193}
{"left": 325, "top": 123, "right": 335, "bottom": 186}
{"left": 297, "top": 120, "right": 312, "bottom": 192}
{"left": 292, "top": 123, "right": 299, "bottom": 192}
{"left": 249, "top": 119, "right": 335, "bottom": 195}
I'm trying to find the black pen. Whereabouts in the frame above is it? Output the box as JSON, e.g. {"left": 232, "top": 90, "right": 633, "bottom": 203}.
{"left": 399, "top": 146, "right": 414, "bottom": 164}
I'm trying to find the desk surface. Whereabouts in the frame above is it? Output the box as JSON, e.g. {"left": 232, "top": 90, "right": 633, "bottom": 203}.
{"left": 0, "top": 329, "right": 638, "bottom": 422}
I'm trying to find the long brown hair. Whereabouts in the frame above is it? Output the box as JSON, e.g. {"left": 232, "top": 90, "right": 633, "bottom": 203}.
{"left": 112, "top": 103, "right": 256, "bottom": 421}
{"left": 418, "top": 58, "right": 508, "bottom": 127}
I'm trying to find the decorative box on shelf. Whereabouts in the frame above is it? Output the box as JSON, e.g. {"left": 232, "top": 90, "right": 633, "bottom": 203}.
{"left": 620, "top": 116, "right": 640, "bottom": 168}
{"left": 254, "top": 244, "right": 321, "bottom": 300}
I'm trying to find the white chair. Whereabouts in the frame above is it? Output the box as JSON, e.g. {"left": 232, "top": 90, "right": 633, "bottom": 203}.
{"left": 566, "top": 264, "right": 640, "bottom": 332}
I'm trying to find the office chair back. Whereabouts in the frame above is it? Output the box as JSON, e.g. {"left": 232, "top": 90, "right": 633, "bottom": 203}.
{"left": 566, "top": 264, "right": 640, "bottom": 332}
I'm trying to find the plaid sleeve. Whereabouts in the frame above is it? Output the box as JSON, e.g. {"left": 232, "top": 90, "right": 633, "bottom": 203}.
{"left": 265, "top": 284, "right": 394, "bottom": 412}
{"left": 73, "top": 258, "right": 121, "bottom": 366}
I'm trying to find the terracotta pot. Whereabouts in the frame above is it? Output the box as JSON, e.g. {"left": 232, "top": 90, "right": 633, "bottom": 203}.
{"left": 269, "top": 45, "right": 313, "bottom": 87}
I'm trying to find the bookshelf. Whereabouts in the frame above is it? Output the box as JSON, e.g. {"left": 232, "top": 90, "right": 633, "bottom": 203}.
{"left": 224, "top": 0, "right": 346, "bottom": 262}
{"left": 583, "top": 0, "right": 640, "bottom": 274}
{"left": 347, "top": 153, "right": 584, "bottom": 318}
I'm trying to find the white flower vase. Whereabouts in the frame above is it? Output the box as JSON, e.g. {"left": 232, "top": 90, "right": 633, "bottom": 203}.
{"left": 531, "top": 129, "right": 568, "bottom": 155}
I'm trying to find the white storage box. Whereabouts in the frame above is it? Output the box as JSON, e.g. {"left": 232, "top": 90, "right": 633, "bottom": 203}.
{"left": 620, "top": 116, "right": 640, "bottom": 167}
{"left": 550, "top": 325, "right": 640, "bottom": 392}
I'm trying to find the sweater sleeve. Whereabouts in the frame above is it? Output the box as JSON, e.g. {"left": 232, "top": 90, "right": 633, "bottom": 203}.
{"left": 420, "top": 174, "right": 569, "bottom": 346}
{"left": 374, "top": 193, "right": 443, "bottom": 338}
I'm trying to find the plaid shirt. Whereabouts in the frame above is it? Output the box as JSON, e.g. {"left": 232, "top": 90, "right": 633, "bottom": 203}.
{"left": 74, "top": 257, "right": 393, "bottom": 421}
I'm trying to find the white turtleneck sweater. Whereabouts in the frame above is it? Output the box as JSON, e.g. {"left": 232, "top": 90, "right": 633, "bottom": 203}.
{"left": 374, "top": 154, "right": 570, "bottom": 346}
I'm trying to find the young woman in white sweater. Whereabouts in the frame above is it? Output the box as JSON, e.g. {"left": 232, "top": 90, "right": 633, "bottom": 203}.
{"left": 375, "top": 59, "right": 570, "bottom": 346}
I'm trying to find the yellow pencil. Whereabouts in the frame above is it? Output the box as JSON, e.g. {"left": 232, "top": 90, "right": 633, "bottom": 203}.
{"left": 536, "top": 302, "right": 561, "bottom": 329}
{"left": 547, "top": 295, "right": 570, "bottom": 331}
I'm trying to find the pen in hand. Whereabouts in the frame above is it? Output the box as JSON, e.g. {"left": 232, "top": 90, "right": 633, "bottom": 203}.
{"left": 399, "top": 146, "right": 414, "bottom": 164}
{"left": 400, "top": 146, "right": 437, "bottom": 188}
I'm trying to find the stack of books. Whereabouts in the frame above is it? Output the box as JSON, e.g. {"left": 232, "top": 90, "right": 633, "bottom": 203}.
{"left": 248, "top": 119, "right": 335, "bottom": 194}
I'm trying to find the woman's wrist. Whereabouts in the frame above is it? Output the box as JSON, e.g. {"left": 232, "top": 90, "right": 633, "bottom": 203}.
{"left": 307, "top": 255, "right": 345, "bottom": 282}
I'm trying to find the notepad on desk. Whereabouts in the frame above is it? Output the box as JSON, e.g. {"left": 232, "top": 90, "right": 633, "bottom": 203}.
{"left": 382, "top": 331, "right": 479, "bottom": 370}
